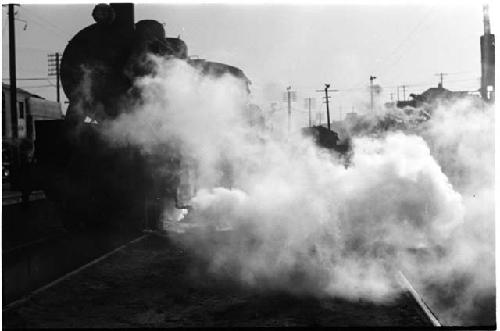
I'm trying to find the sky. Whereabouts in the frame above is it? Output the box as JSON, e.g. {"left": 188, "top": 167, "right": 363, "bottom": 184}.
{"left": 1, "top": 1, "right": 496, "bottom": 122}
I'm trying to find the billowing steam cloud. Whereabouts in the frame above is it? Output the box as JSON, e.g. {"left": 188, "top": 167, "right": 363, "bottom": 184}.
{"left": 104, "top": 56, "right": 494, "bottom": 325}
{"left": 407, "top": 101, "right": 495, "bottom": 324}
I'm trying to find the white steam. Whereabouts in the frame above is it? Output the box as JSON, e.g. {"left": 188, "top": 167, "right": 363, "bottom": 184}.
{"left": 105, "top": 57, "right": 493, "bottom": 324}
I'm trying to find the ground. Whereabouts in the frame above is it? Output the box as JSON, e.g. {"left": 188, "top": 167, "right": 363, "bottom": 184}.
{"left": 2, "top": 198, "right": 64, "bottom": 250}
{"left": 3, "top": 234, "right": 434, "bottom": 328}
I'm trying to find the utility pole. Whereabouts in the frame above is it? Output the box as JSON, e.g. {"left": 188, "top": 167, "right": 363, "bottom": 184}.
{"left": 316, "top": 83, "right": 337, "bottom": 131}
{"left": 304, "top": 97, "right": 315, "bottom": 127}
{"left": 48, "top": 52, "right": 61, "bottom": 103}
{"left": 434, "top": 72, "right": 448, "bottom": 88}
{"left": 369, "top": 75, "right": 377, "bottom": 112}
{"left": 308, "top": 98, "right": 312, "bottom": 127}
{"left": 283, "top": 87, "right": 296, "bottom": 134}
{"left": 399, "top": 85, "right": 407, "bottom": 101}
{"left": 8, "top": 4, "right": 19, "bottom": 138}
{"left": 287, "top": 86, "right": 291, "bottom": 133}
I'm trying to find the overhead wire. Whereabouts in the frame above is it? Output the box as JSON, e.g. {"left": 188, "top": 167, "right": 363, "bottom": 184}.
{"left": 381, "top": 6, "right": 438, "bottom": 72}
{"left": 2, "top": 77, "right": 50, "bottom": 81}
{"left": 343, "top": 5, "right": 438, "bottom": 93}
{"left": 21, "top": 6, "right": 70, "bottom": 37}
{"left": 17, "top": 84, "right": 54, "bottom": 88}
{"left": 262, "top": 6, "right": 442, "bottom": 98}
{"left": 377, "top": 7, "right": 440, "bottom": 84}
{"left": 18, "top": 7, "right": 70, "bottom": 41}
{"left": 270, "top": 73, "right": 479, "bottom": 98}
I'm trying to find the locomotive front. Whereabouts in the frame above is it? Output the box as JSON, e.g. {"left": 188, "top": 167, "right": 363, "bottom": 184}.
{"left": 36, "top": 3, "right": 251, "bottom": 231}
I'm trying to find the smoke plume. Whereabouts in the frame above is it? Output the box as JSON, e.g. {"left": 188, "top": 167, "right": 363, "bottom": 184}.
{"left": 104, "top": 56, "right": 494, "bottom": 325}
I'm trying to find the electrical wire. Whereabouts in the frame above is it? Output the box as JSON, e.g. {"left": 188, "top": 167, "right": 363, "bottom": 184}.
{"left": 2, "top": 77, "right": 50, "bottom": 81}
{"left": 19, "top": 7, "right": 70, "bottom": 41}
{"left": 17, "top": 85, "right": 54, "bottom": 88}
{"left": 377, "top": 5, "right": 438, "bottom": 78}
{"left": 21, "top": 7, "right": 69, "bottom": 36}
{"left": 341, "top": 5, "right": 438, "bottom": 92}
{"left": 284, "top": 72, "right": 480, "bottom": 94}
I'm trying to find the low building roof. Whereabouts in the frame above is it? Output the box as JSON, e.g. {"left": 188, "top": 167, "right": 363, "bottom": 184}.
{"left": 2, "top": 83, "right": 44, "bottom": 99}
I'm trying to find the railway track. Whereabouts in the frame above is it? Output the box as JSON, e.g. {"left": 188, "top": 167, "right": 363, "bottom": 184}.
{"left": 3, "top": 228, "right": 442, "bottom": 327}
{"left": 153, "top": 228, "right": 442, "bottom": 326}
{"left": 396, "top": 270, "right": 441, "bottom": 327}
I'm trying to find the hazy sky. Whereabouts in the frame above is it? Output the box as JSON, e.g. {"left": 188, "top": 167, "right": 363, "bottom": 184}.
{"left": 1, "top": 1, "right": 495, "bottom": 121}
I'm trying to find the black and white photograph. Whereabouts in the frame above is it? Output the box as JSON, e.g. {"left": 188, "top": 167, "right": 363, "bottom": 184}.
{"left": 1, "top": 0, "right": 496, "bottom": 328}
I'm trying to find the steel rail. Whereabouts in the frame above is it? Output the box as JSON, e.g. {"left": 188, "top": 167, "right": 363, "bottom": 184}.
{"left": 148, "top": 228, "right": 442, "bottom": 326}
{"left": 396, "top": 270, "right": 441, "bottom": 327}
{"left": 3, "top": 226, "right": 443, "bottom": 327}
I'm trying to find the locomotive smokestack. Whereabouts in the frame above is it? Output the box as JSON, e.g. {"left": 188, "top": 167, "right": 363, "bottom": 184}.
{"left": 110, "top": 3, "right": 135, "bottom": 33}
{"left": 480, "top": 4, "right": 495, "bottom": 102}
{"left": 483, "top": 4, "right": 491, "bottom": 35}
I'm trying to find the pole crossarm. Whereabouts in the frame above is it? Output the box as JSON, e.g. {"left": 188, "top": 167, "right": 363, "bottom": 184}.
{"left": 434, "top": 72, "right": 448, "bottom": 87}
{"left": 316, "top": 83, "right": 338, "bottom": 131}
{"left": 47, "top": 52, "right": 61, "bottom": 102}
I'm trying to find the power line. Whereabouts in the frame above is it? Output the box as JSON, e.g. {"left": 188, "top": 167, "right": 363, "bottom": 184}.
{"left": 370, "top": 7, "right": 441, "bottom": 94}
{"left": 2, "top": 77, "right": 50, "bottom": 81}
{"left": 269, "top": 72, "right": 479, "bottom": 96}
{"left": 345, "top": 8, "right": 437, "bottom": 93}
{"left": 435, "top": 72, "right": 448, "bottom": 86}
{"left": 21, "top": 7, "right": 69, "bottom": 36}
{"left": 19, "top": 7, "right": 70, "bottom": 40}
{"left": 16, "top": 46, "right": 58, "bottom": 52}
{"left": 377, "top": 5, "right": 438, "bottom": 77}
{"left": 17, "top": 84, "right": 54, "bottom": 88}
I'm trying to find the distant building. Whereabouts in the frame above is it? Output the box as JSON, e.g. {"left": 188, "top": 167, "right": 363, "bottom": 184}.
{"left": 384, "top": 101, "right": 397, "bottom": 109}
{"left": 389, "top": 5, "right": 494, "bottom": 107}
{"left": 480, "top": 5, "right": 495, "bottom": 102}
{"left": 2, "top": 84, "right": 63, "bottom": 188}
{"left": 2, "top": 84, "right": 63, "bottom": 141}
{"left": 344, "top": 112, "right": 358, "bottom": 123}
{"left": 395, "top": 83, "right": 478, "bottom": 111}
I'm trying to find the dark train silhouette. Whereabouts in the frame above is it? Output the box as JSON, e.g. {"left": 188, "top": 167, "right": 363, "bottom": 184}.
{"left": 33, "top": 3, "right": 252, "bottom": 231}
{"left": 33, "top": 3, "right": 348, "bottom": 231}
{"left": 60, "top": 5, "right": 250, "bottom": 124}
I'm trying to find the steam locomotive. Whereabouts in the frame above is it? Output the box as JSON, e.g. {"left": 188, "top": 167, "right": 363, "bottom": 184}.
{"left": 35, "top": 3, "right": 251, "bottom": 231}
{"left": 34, "top": 3, "right": 348, "bottom": 231}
